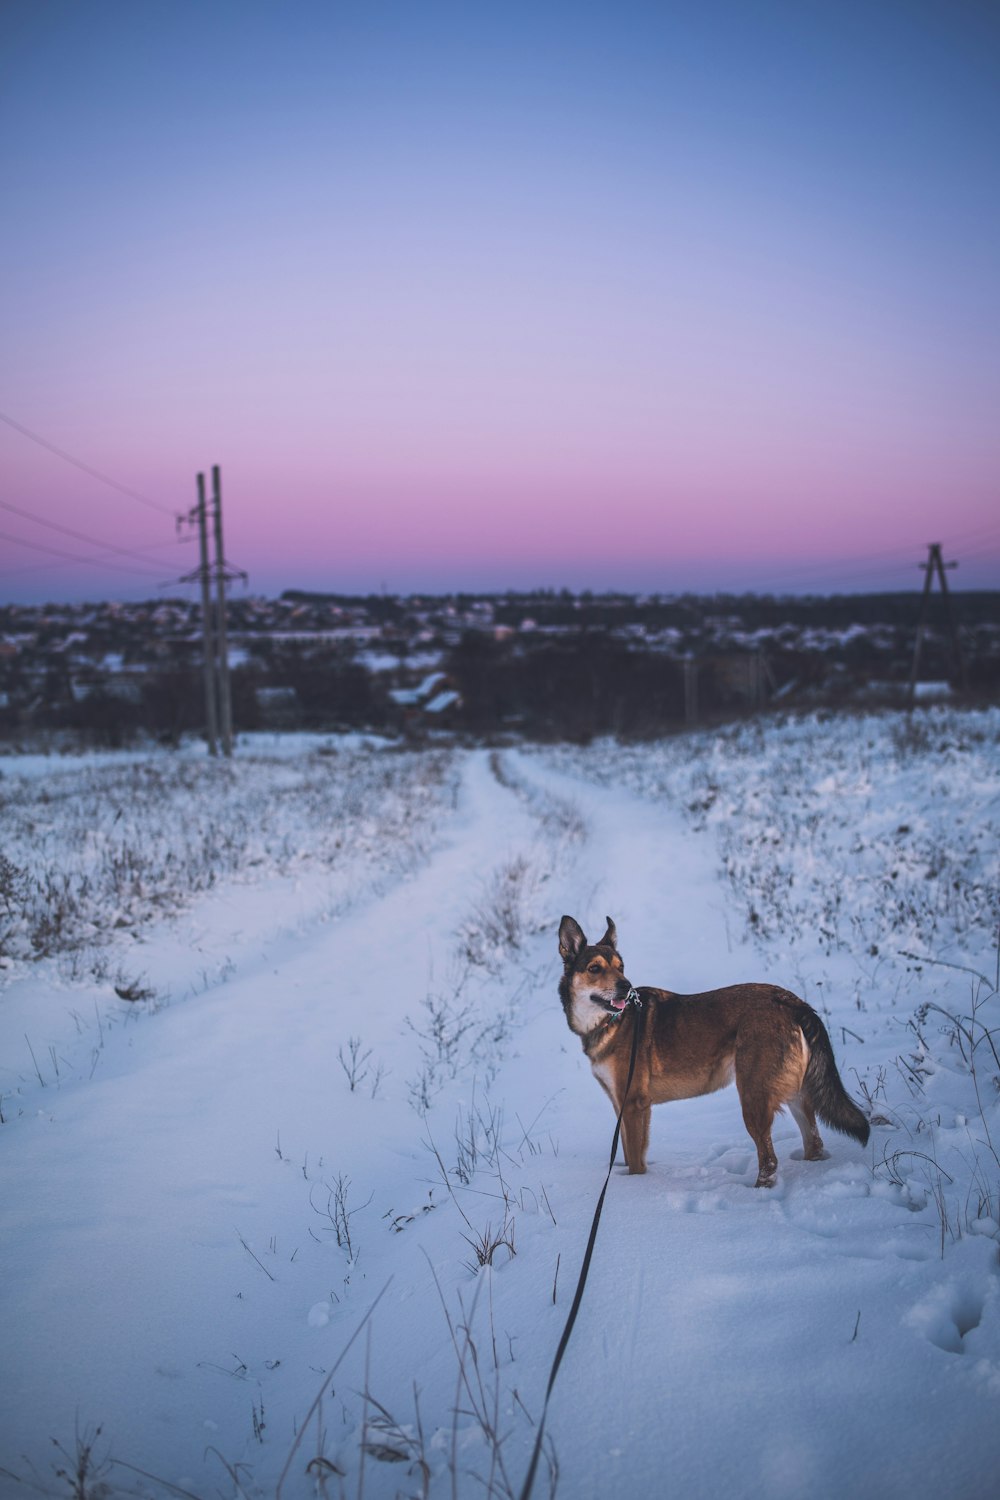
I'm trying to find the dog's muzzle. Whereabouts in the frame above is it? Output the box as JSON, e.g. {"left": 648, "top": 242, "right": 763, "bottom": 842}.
{"left": 608, "top": 985, "right": 641, "bottom": 1014}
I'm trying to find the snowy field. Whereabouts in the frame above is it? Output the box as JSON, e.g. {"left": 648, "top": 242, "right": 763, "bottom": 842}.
{"left": 1, "top": 710, "right": 998, "bottom": 1499}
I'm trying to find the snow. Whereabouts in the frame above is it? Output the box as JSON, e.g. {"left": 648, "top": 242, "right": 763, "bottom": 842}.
{"left": 358, "top": 652, "right": 443, "bottom": 676}
{"left": 425, "top": 691, "right": 460, "bottom": 715}
{"left": 1, "top": 709, "right": 998, "bottom": 1499}
{"left": 388, "top": 673, "right": 449, "bottom": 707}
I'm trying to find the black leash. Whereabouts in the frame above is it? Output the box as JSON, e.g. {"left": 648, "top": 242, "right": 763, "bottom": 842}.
{"left": 518, "top": 992, "right": 644, "bottom": 1500}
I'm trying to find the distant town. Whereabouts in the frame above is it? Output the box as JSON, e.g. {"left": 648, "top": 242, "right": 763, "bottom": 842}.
{"left": 1, "top": 587, "right": 997, "bottom": 745}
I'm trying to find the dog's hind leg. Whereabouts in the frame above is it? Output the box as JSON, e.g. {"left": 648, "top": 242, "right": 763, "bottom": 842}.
{"left": 735, "top": 1047, "right": 780, "bottom": 1187}
{"left": 788, "top": 1093, "right": 826, "bottom": 1161}
{"left": 739, "top": 1094, "right": 778, "bottom": 1187}
{"left": 737, "top": 1017, "right": 810, "bottom": 1187}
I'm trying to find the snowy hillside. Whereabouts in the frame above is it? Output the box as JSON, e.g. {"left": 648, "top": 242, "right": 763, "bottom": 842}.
{"left": 1, "top": 711, "right": 998, "bottom": 1499}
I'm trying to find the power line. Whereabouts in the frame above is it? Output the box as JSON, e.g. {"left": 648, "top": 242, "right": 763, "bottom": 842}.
{"left": 954, "top": 543, "right": 1000, "bottom": 565}
{"left": 939, "top": 519, "right": 1000, "bottom": 549}
{"left": 737, "top": 539, "right": 922, "bottom": 588}
{"left": 0, "top": 536, "right": 191, "bottom": 580}
{"left": 742, "top": 528, "right": 1000, "bottom": 592}
{"left": 0, "top": 496, "right": 181, "bottom": 571}
{"left": 0, "top": 526, "right": 168, "bottom": 578}
{"left": 0, "top": 409, "right": 179, "bottom": 519}
{"left": 745, "top": 558, "right": 916, "bottom": 592}
{"left": 0, "top": 555, "right": 121, "bottom": 580}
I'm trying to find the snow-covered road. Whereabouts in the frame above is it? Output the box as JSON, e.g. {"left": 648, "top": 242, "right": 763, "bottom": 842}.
{"left": 1, "top": 724, "right": 998, "bottom": 1498}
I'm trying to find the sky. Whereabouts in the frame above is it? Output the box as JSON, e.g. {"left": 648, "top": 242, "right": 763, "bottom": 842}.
{"left": 1, "top": 0, "right": 999, "bottom": 604}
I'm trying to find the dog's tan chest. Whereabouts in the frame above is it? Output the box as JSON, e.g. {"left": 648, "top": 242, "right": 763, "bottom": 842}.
{"left": 590, "top": 1054, "right": 617, "bottom": 1097}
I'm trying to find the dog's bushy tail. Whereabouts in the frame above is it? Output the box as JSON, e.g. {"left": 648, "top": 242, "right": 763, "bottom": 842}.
{"left": 798, "top": 1008, "right": 870, "bottom": 1146}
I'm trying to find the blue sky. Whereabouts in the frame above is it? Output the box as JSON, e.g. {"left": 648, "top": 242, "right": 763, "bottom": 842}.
{"left": 2, "top": 1, "right": 998, "bottom": 601}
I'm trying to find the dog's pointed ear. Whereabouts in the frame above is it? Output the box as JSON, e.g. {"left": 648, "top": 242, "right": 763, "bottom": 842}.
{"left": 559, "top": 915, "right": 586, "bottom": 963}
{"left": 600, "top": 916, "right": 618, "bottom": 951}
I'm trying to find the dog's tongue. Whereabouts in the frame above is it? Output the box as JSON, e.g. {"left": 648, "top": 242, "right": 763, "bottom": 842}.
{"left": 611, "top": 996, "right": 627, "bottom": 1010}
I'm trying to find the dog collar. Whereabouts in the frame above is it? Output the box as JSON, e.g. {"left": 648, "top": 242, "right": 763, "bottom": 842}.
{"left": 609, "top": 988, "right": 642, "bottom": 1021}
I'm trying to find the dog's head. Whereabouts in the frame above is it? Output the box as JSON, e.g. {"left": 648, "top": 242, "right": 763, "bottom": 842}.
{"left": 558, "top": 915, "right": 636, "bottom": 1035}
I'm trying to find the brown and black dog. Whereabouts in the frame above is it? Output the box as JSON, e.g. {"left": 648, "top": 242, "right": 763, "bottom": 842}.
{"left": 558, "top": 914, "right": 870, "bottom": 1187}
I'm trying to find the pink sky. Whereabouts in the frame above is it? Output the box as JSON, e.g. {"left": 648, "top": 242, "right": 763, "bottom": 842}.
{"left": 2, "top": 1, "right": 998, "bottom": 602}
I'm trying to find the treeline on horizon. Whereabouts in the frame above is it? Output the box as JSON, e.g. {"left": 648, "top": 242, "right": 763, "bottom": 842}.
{"left": 21, "top": 622, "right": 999, "bottom": 749}
{"left": 277, "top": 587, "right": 1000, "bottom": 631}
{"left": 6, "top": 588, "right": 998, "bottom": 632}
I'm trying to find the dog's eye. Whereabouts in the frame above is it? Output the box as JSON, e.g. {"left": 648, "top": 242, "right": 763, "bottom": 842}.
{"left": 587, "top": 963, "right": 602, "bottom": 975}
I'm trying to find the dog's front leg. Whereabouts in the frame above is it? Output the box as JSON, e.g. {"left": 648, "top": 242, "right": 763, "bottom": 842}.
{"left": 620, "top": 1097, "right": 651, "bottom": 1174}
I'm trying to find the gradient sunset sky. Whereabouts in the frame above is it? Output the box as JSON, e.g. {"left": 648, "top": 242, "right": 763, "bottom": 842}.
{"left": 2, "top": 0, "right": 998, "bottom": 603}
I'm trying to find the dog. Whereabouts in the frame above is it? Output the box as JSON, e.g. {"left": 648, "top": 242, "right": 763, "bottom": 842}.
{"left": 558, "top": 915, "right": 870, "bottom": 1187}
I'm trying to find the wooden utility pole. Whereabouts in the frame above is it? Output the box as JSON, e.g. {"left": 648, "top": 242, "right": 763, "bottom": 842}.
{"left": 181, "top": 472, "right": 220, "bottom": 754}
{"left": 180, "top": 465, "right": 245, "bottom": 755}
{"left": 195, "top": 472, "right": 219, "bottom": 755}
{"left": 908, "top": 543, "right": 968, "bottom": 704}
{"left": 211, "top": 465, "right": 234, "bottom": 757}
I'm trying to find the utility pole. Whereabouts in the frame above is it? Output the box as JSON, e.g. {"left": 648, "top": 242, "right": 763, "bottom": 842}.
{"left": 195, "top": 472, "right": 219, "bottom": 755}
{"left": 908, "top": 543, "right": 967, "bottom": 705}
{"left": 180, "top": 472, "right": 219, "bottom": 754}
{"left": 212, "top": 465, "right": 234, "bottom": 757}
{"left": 179, "top": 465, "right": 246, "bottom": 756}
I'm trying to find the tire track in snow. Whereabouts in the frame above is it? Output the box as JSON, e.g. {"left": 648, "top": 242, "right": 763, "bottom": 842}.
{"left": 5, "top": 743, "right": 998, "bottom": 1499}
{"left": 504, "top": 746, "right": 742, "bottom": 993}
{"left": 495, "top": 747, "right": 1000, "bottom": 1500}
{"left": 0, "top": 749, "right": 574, "bottom": 1497}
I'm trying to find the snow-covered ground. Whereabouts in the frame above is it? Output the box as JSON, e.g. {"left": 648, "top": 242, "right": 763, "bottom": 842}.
{"left": 1, "top": 711, "right": 998, "bottom": 1499}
